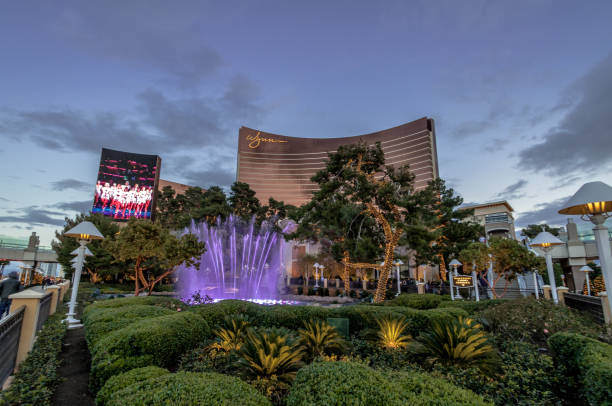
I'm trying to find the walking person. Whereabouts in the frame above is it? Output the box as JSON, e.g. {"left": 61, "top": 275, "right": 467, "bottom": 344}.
{"left": 0, "top": 272, "right": 23, "bottom": 318}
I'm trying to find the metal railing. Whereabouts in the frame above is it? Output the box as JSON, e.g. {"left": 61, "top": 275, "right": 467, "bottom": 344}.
{"left": 35, "top": 293, "right": 52, "bottom": 332}
{"left": 563, "top": 293, "right": 605, "bottom": 325}
{"left": 0, "top": 306, "right": 26, "bottom": 386}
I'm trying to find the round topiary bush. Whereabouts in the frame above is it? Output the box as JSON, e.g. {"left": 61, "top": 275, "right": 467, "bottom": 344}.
{"left": 286, "top": 361, "right": 402, "bottom": 406}
{"left": 386, "top": 294, "right": 443, "bottom": 309}
{"left": 105, "top": 371, "right": 272, "bottom": 406}
{"left": 96, "top": 366, "right": 169, "bottom": 405}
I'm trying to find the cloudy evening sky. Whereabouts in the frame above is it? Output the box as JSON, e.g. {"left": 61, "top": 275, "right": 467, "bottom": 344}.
{"left": 1, "top": 0, "right": 611, "bottom": 245}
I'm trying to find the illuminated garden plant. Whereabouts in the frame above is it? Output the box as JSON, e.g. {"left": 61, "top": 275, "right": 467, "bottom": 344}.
{"left": 298, "top": 319, "right": 346, "bottom": 360}
{"left": 376, "top": 317, "right": 412, "bottom": 350}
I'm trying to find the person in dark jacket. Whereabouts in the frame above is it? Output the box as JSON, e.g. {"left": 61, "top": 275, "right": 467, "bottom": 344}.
{"left": 0, "top": 272, "right": 23, "bottom": 318}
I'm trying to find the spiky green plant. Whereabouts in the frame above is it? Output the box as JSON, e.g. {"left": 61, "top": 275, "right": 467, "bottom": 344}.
{"left": 417, "top": 316, "right": 499, "bottom": 373}
{"left": 238, "top": 330, "right": 304, "bottom": 383}
{"left": 298, "top": 319, "right": 346, "bottom": 359}
{"left": 207, "top": 316, "right": 250, "bottom": 352}
{"left": 376, "top": 317, "right": 411, "bottom": 350}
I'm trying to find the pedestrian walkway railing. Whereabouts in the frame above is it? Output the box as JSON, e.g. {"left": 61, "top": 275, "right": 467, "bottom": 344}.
{"left": 36, "top": 293, "right": 52, "bottom": 332}
{"left": 563, "top": 293, "right": 606, "bottom": 325}
{"left": 0, "top": 306, "right": 26, "bottom": 387}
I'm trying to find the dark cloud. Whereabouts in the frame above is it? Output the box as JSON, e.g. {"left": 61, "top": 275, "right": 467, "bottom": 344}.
{"left": 515, "top": 196, "right": 571, "bottom": 228}
{"left": 451, "top": 101, "right": 514, "bottom": 138}
{"left": 180, "top": 167, "right": 236, "bottom": 189}
{"left": 0, "top": 197, "right": 9, "bottom": 202}
{"left": 51, "top": 178, "right": 92, "bottom": 192}
{"left": 518, "top": 54, "right": 612, "bottom": 175}
{"left": 1, "top": 79, "right": 263, "bottom": 156}
{"left": 0, "top": 206, "right": 66, "bottom": 227}
{"left": 54, "top": 200, "right": 92, "bottom": 213}
{"left": 496, "top": 179, "right": 528, "bottom": 200}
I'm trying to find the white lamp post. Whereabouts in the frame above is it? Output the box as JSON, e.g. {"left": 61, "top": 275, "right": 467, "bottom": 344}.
{"left": 530, "top": 231, "right": 564, "bottom": 304}
{"left": 64, "top": 221, "right": 104, "bottom": 329}
{"left": 319, "top": 265, "right": 325, "bottom": 283}
{"left": 449, "top": 259, "right": 461, "bottom": 300}
{"left": 394, "top": 259, "right": 403, "bottom": 295}
{"left": 313, "top": 263, "right": 320, "bottom": 288}
{"left": 533, "top": 270, "right": 540, "bottom": 299}
{"left": 579, "top": 265, "right": 594, "bottom": 296}
{"left": 559, "top": 181, "right": 612, "bottom": 316}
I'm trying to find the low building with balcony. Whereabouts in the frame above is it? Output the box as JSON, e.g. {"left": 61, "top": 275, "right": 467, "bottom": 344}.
{"left": 460, "top": 200, "right": 516, "bottom": 240}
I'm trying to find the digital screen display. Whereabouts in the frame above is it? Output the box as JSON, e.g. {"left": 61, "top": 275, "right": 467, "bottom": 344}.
{"left": 92, "top": 148, "right": 161, "bottom": 220}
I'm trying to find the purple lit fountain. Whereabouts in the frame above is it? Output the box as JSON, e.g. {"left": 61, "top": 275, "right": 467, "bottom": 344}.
{"left": 178, "top": 215, "right": 288, "bottom": 303}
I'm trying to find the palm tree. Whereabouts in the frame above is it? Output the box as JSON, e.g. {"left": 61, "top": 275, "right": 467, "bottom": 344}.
{"left": 298, "top": 319, "right": 346, "bottom": 360}
{"left": 207, "top": 316, "right": 250, "bottom": 352}
{"left": 376, "top": 317, "right": 411, "bottom": 350}
{"left": 238, "top": 330, "right": 304, "bottom": 383}
{"left": 417, "top": 316, "right": 499, "bottom": 373}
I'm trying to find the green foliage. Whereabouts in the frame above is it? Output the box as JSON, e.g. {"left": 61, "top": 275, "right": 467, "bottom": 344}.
{"left": 105, "top": 218, "right": 205, "bottom": 294}
{"left": 376, "top": 317, "right": 411, "bottom": 349}
{"left": 388, "top": 370, "right": 492, "bottom": 406}
{"left": 480, "top": 297, "right": 601, "bottom": 346}
{"left": 84, "top": 295, "right": 182, "bottom": 315}
{"left": 286, "top": 361, "right": 402, "bottom": 406}
{"left": 52, "top": 213, "right": 125, "bottom": 279}
{"left": 238, "top": 330, "right": 304, "bottom": 383}
{"left": 298, "top": 319, "right": 346, "bottom": 360}
{"left": 0, "top": 309, "right": 67, "bottom": 406}
{"left": 207, "top": 316, "right": 250, "bottom": 352}
{"left": 437, "top": 299, "right": 506, "bottom": 314}
{"left": 434, "top": 340, "right": 561, "bottom": 406}
{"left": 286, "top": 361, "right": 489, "bottom": 406}
{"left": 96, "top": 366, "right": 169, "bottom": 406}
{"left": 549, "top": 332, "right": 612, "bottom": 405}
{"left": 416, "top": 316, "right": 499, "bottom": 373}
{"left": 179, "top": 344, "right": 242, "bottom": 375}
{"left": 89, "top": 311, "right": 209, "bottom": 392}
{"left": 521, "top": 223, "right": 560, "bottom": 239}
{"left": 385, "top": 293, "right": 443, "bottom": 309}
{"left": 83, "top": 304, "right": 174, "bottom": 346}
{"left": 487, "top": 237, "right": 544, "bottom": 297}
{"left": 106, "top": 371, "right": 272, "bottom": 406}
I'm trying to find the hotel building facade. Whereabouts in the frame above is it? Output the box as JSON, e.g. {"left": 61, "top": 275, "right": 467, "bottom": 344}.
{"left": 236, "top": 117, "right": 439, "bottom": 206}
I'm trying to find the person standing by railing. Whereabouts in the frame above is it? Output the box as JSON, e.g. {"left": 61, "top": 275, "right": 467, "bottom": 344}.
{"left": 0, "top": 272, "right": 23, "bottom": 318}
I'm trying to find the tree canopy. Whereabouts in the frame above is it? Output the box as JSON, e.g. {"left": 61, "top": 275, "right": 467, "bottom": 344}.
{"left": 520, "top": 224, "right": 561, "bottom": 239}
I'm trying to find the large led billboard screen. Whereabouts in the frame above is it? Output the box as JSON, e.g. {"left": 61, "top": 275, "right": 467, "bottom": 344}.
{"left": 92, "top": 148, "right": 161, "bottom": 220}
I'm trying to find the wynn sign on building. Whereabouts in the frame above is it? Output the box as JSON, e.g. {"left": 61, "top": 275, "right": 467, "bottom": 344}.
{"left": 237, "top": 117, "right": 439, "bottom": 206}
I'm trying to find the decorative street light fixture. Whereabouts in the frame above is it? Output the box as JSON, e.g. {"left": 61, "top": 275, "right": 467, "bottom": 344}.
{"left": 579, "top": 265, "right": 594, "bottom": 296}
{"left": 64, "top": 221, "right": 104, "bottom": 329}
{"left": 70, "top": 246, "right": 93, "bottom": 286}
{"left": 530, "top": 231, "right": 564, "bottom": 304}
{"left": 394, "top": 259, "right": 403, "bottom": 296}
{"left": 313, "top": 262, "right": 320, "bottom": 288}
{"left": 319, "top": 264, "right": 325, "bottom": 283}
{"left": 449, "top": 259, "right": 461, "bottom": 301}
{"left": 559, "top": 181, "right": 612, "bottom": 316}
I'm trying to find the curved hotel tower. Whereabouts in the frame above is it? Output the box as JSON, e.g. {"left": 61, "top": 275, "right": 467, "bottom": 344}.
{"left": 237, "top": 117, "right": 439, "bottom": 207}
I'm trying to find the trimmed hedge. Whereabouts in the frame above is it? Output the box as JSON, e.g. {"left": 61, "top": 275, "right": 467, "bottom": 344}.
{"left": 388, "top": 370, "right": 491, "bottom": 405}
{"left": 385, "top": 293, "right": 444, "bottom": 309}
{"left": 96, "top": 366, "right": 169, "bottom": 406}
{"left": 106, "top": 371, "right": 272, "bottom": 406}
{"left": 83, "top": 295, "right": 182, "bottom": 316}
{"left": 438, "top": 299, "right": 506, "bottom": 314}
{"left": 286, "top": 361, "right": 403, "bottom": 405}
{"left": 83, "top": 304, "right": 174, "bottom": 346}
{"left": 549, "top": 332, "right": 612, "bottom": 405}
{"left": 286, "top": 361, "right": 489, "bottom": 406}
{"left": 90, "top": 311, "right": 209, "bottom": 392}
{"left": 0, "top": 308, "right": 67, "bottom": 406}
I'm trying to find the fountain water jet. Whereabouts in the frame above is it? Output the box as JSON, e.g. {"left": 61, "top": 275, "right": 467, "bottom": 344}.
{"left": 178, "top": 215, "right": 286, "bottom": 302}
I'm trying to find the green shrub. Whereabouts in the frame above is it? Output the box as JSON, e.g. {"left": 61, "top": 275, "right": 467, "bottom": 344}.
{"left": 286, "top": 361, "right": 402, "bottom": 405}
{"left": 179, "top": 345, "right": 242, "bottom": 375}
{"left": 481, "top": 297, "right": 601, "bottom": 346}
{"left": 549, "top": 332, "right": 612, "bottom": 405}
{"left": 83, "top": 304, "right": 174, "bottom": 346}
{"left": 106, "top": 371, "right": 272, "bottom": 406}
{"left": 188, "top": 299, "right": 262, "bottom": 328}
{"left": 84, "top": 295, "right": 182, "bottom": 317}
{"left": 0, "top": 308, "right": 67, "bottom": 406}
{"left": 434, "top": 340, "right": 561, "bottom": 406}
{"left": 90, "top": 312, "right": 209, "bottom": 392}
{"left": 388, "top": 370, "right": 492, "bottom": 405}
{"left": 438, "top": 298, "right": 505, "bottom": 314}
{"left": 258, "top": 305, "right": 331, "bottom": 329}
{"left": 96, "top": 366, "right": 169, "bottom": 405}
{"left": 386, "top": 293, "right": 443, "bottom": 309}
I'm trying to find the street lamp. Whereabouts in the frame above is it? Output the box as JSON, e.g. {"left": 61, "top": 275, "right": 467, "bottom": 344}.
{"left": 64, "top": 221, "right": 104, "bottom": 329}
{"left": 313, "top": 262, "right": 320, "bottom": 288}
{"left": 579, "top": 265, "right": 594, "bottom": 296}
{"left": 559, "top": 181, "right": 612, "bottom": 316}
{"left": 530, "top": 231, "right": 564, "bottom": 304}
{"left": 394, "top": 259, "right": 403, "bottom": 295}
{"left": 70, "top": 246, "right": 93, "bottom": 285}
{"left": 449, "top": 259, "right": 461, "bottom": 300}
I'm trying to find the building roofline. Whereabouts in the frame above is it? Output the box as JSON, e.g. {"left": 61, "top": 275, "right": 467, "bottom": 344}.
{"left": 460, "top": 200, "right": 514, "bottom": 212}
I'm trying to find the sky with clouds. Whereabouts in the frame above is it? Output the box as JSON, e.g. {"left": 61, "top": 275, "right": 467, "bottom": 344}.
{"left": 1, "top": 0, "right": 611, "bottom": 245}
